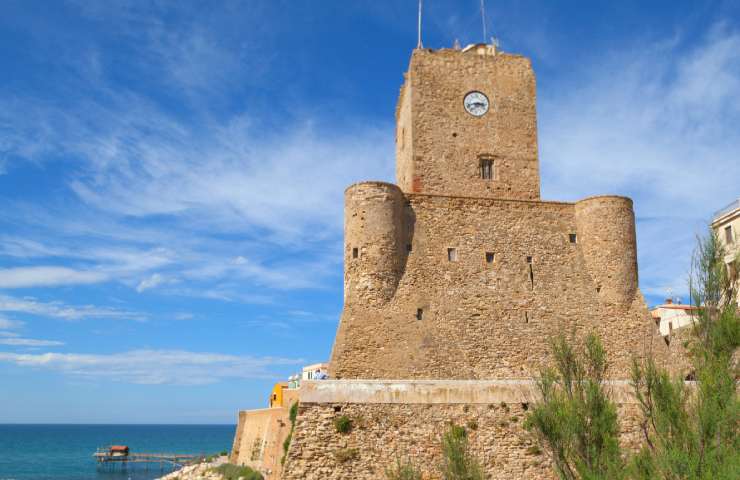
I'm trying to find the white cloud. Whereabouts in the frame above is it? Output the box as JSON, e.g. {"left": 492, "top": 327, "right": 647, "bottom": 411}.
{"left": 0, "top": 315, "right": 23, "bottom": 330}
{"left": 0, "top": 337, "right": 64, "bottom": 347}
{"left": 0, "top": 349, "right": 303, "bottom": 385}
{"left": 136, "top": 273, "right": 166, "bottom": 293}
{"left": 0, "top": 266, "right": 107, "bottom": 289}
{"left": 0, "top": 294, "right": 145, "bottom": 321}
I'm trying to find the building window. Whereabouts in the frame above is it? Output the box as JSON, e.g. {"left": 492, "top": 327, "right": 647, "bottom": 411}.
{"left": 728, "top": 261, "right": 737, "bottom": 281}
{"left": 725, "top": 225, "right": 734, "bottom": 244}
{"left": 448, "top": 248, "right": 458, "bottom": 262}
{"left": 569, "top": 233, "right": 577, "bottom": 243}
{"left": 526, "top": 256, "right": 533, "bottom": 263}
{"left": 416, "top": 308, "right": 423, "bottom": 320}
{"left": 352, "top": 247, "right": 359, "bottom": 259}
{"left": 486, "top": 252, "right": 495, "bottom": 263}
{"left": 479, "top": 157, "right": 494, "bottom": 180}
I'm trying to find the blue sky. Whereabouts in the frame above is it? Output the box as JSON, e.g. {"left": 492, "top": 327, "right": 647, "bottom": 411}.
{"left": 1, "top": 0, "right": 739, "bottom": 424}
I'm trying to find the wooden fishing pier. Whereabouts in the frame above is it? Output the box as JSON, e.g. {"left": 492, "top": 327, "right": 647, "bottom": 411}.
{"left": 94, "top": 445, "right": 203, "bottom": 471}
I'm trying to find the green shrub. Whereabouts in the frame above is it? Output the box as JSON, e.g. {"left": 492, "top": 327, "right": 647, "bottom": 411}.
{"left": 335, "top": 447, "right": 359, "bottom": 463}
{"left": 385, "top": 456, "right": 422, "bottom": 480}
{"left": 440, "top": 423, "right": 484, "bottom": 480}
{"left": 334, "top": 415, "right": 353, "bottom": 434}
{"left": 212, "top": 463, "right": 264, "bottom": 480}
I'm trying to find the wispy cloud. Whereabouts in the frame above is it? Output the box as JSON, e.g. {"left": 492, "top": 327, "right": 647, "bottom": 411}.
{"left": 0, "top": 337, "right": 64, "bottom": 347}
{"left": 0, "top": 315, "right": 23, "bottom": 330}
{"left": 539, "top": 23, "right": 740, "bottom": 300}
{"left": 0, "top": 294, "right": 145, "bottom": 321}
{"left": 0, "top": 266, "right": 107, "bottom": 289}
{"left": 0, "top": 349, "right": 303, "bottom": 385}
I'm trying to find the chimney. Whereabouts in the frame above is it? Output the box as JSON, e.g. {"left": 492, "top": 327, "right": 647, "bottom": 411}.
{"left": 665, "top": 298, "right": 673, "bottom": 305}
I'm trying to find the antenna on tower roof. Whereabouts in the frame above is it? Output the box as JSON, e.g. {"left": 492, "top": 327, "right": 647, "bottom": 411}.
{"left": 480, "top": 0, "right": 487, "bottom": 43}
{"left": 417, "top": 0, "right": 423, "bottom": 49}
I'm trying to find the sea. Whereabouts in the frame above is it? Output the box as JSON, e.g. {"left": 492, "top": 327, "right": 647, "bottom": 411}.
{"left": 0, "top": 425, "right": 236, "bottom": 480}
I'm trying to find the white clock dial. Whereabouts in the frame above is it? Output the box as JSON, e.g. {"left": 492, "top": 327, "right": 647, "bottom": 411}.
{"left": 463, "top": 91, "right": 489, "bottom": 117}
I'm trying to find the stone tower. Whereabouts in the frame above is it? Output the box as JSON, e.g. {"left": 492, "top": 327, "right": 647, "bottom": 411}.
{"left": 396, "top": 45, "right": 540, "bottom": 200}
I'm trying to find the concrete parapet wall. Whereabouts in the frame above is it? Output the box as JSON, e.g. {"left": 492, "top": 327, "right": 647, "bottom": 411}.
{"left": 299, "top": 379, "right": 639, "bottom": 405}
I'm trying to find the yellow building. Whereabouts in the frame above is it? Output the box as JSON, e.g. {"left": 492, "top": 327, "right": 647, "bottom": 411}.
{"left": 268, "top": 382, "right": 288, "bottom": 408}
{"left": 712, "top": 197, "right": 740, "bottom": 302}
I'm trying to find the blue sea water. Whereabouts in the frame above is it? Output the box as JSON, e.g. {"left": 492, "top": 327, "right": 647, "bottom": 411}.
{"left": 0, "top": 425, "right": 235, "bottom": 480}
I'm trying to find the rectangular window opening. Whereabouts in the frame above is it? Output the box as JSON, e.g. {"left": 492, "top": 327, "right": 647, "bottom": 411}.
{"left": 725, "top": 225, "right": 734, "bottom": 244}
{"left": 352, "top": 247, "right": 359, "bottom": 259}
{"left": 485, "top": 252, "right": 495, "bottom": 263}
{"left": 526, "top": 256, "right": 533, "bottom": 263}
{"left": 524, "top": 311, "right": 529, "bottom": 324}
{"left": 569, "top": 233, "right": 577, "bottom": 244}
{"left": 479, "top": 157, "right": 495, "bottom": 180}
{"left": 416, "top": 308, "right": 423, "bottom": 321}
{"left": 447, "top": 248, "right": 458, "bottom": 262}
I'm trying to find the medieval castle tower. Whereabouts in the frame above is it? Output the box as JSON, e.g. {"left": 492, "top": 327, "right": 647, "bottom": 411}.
{"left": 331, "top": 44, "right": 657, "bottom": 381}
{"left": 235, "top": 44, "right": 682, "bottom": 480}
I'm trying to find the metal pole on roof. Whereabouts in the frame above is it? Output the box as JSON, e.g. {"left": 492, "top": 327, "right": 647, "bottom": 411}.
{"left": 417, "top": 0, "right": 423, "bottom": 48}
{"left": 481, "top": 0, "right": 488, "bottom": 43}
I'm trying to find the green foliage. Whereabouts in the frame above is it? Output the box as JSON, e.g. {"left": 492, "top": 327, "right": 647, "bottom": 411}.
{"left": 526, "top": 231, "right": 739, "bottom": 480}
{"left": 280, "top": 401, "right": 299, "bottom": 466}
{"left": 629, "top": 231, "right": 739, "bottom": 480}
{"left": 440, "top": 423, "right": 484, "bottom": 480}
{"left": 219, "top": 450, "right": 228, "bottom": 457}
{"left": 385, "top": 457, "right": 423, "bottom": 480}
{"left": 524, "top": 334, "right": 624, "bottom": 480}
{"left": 334, "top": 447, "right": 359, "bottom": 463}
{"left": 212, "top": 463, "right": 264, "bottom": 480}
{"left": 334, "top": 415, "right": 353, "bottom": 434}
{"left": 289, "top": 401, "right": 298, "bottom": 424}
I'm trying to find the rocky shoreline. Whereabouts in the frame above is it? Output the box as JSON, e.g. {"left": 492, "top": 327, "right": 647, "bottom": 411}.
{"left": 157, "top": 456, "right": 229, "bottom": 480}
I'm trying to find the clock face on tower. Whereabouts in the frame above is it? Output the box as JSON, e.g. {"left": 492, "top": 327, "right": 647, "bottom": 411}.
{"left": 463, "top": 91, "right": 489, "bottom": 117}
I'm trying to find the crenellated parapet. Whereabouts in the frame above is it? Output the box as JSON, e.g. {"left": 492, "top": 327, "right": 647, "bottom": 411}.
{"left": 575, "top": 195, "right": 639, "bottom": 311}
{"left": 344, "top": 181, "right": 407, "bottom": 306}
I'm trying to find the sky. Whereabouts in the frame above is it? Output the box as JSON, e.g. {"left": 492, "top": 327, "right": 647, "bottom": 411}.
{"left": 0, "top": 0, "right": 739, "bottom": 424}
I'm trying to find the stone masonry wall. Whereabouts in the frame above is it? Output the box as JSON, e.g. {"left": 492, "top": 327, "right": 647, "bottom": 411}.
{"left": 332, "top": 192, "right": 680, "bottom": 380}
{"left": 283, "top": 401, "right": 642, "bottom": 480}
